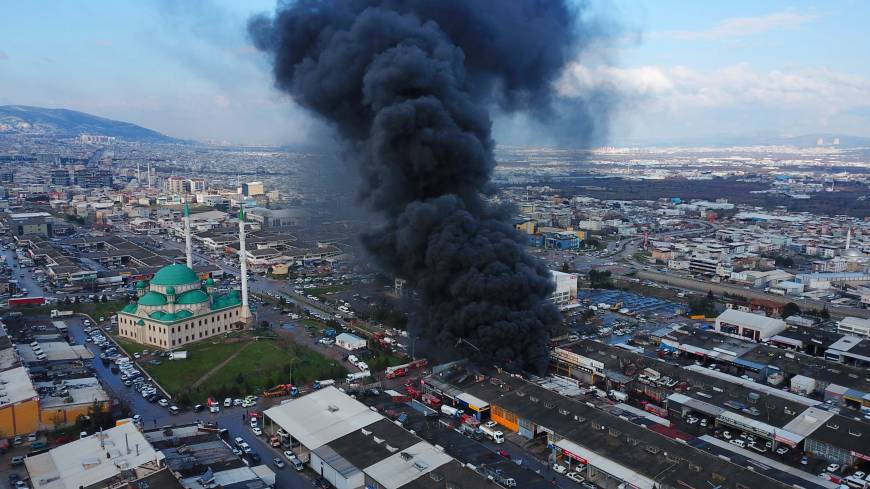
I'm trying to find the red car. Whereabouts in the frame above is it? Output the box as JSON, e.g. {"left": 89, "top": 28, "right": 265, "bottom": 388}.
{"left": 497, "top": 450, "right": 511, "bottom": 459}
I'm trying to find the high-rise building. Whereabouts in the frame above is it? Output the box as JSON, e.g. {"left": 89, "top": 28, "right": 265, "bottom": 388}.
{"left": 242, "top": 181, "right": 264, "bottom": 197}
{"left": 50, "top": 169, "right": 71, "bottom": 186}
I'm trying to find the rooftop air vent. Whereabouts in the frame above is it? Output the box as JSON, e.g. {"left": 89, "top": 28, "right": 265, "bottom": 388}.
{"left": 327, "top": 404, "right": 339, "bottom": 413}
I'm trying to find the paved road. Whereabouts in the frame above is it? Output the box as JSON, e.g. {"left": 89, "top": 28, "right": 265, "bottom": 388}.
{"left": 67, "top": 316, "right": 314, "bottom": 489}
{"left": 635, "top": 270, "right": 870, "bottom": 319}
{"left": 1, "top": 246, "right": 47, "bottom": 298}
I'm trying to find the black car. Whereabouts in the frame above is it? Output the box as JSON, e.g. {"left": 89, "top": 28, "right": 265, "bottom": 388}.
{"left": 313, "top": 477, "right": 331, "bottom": 488}
{"left": 248, "top": 452, "right": 261, "bottom": 463}
{"left": 9, "top": 473, "right": 20, "bottom": 485}
{"left": 194, "top": 404, "right": 204, "bottom": 413}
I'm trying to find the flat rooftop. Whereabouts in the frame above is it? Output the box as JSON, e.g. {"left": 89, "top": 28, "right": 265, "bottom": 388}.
{"left": 36, "top": 377, "right": 110, "bottom": 409}
{"left": 451, "top": 371, "right": 794, "bottom": 489}
{"left": 0, "top": 365, "right": 37, "bottom": 406}
{"left": 264, "top": 386, "right": 383, "bottom": 449}
{"left": 25, "top": 422, "right": 165, "bottom": 489}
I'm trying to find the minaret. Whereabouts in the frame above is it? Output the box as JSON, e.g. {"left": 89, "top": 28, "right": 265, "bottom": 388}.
{"left": 147, "top": 161, "right": 152, "bottom": 188}
{"left": 136, "top": 162, "right": 141, "bottom": 185}
{"left": 183, "top": 202, "right": 193, "bottom": 269}
{"left": 846, "top": 226, "right": 852, "bottom": 250}
{"left": 238, "top": 204, "right": 251, "bottom": 320}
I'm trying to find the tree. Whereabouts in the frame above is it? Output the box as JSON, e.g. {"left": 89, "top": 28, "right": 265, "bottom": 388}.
{"left": 773, "top": 255, "right": 794, "bottom": 268}
{"left": 781, "top": 302, "right": 801, "bottom": 319}
{"left": 259, "top": 320, "right": 270, "bottom": 330}
{"left": 100, "top": 294, "right": 108, "bottom": 303}
{"left": 588, "top": 269, "right": 613, "bottom": 289}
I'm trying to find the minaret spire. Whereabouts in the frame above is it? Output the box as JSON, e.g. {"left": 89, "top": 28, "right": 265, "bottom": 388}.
{"left": 183, "top": 202, "right": 193, "bottom": 269}
{"left": 238, "top": 203, "right": 251, "bottom": 320}
{"left": 846, "top": 226, "right": 852, "bottom": 250}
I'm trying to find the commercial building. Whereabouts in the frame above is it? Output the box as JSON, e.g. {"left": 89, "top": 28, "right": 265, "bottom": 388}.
{"left": 335, "top": 332, "right": 367, "bottom": 351}
{"left": 242, "top": 181, "right": 265, "bottom": 197}
{"left": 714, "top": 308, "right": 786, "bottom": 341}
{"left": 838, "top": 316, "right": 870, "bottom": 339}
{"left": 550, "top": 270, "right": 578, "bottom": 307}
{"left": 117, "top": 264, "right": 245, "bottom": 349}
{"left": 0, "top": 366, "right": 40, "bottom": 436}
{"left": 24, "top": 422, "right": 172, "bottom": 489}
{"left": 5, "top": 211, "right": 54, "bottom": 237}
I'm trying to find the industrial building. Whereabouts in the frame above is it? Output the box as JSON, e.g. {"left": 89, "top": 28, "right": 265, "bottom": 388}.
{"left": 714, "top": 308, "right": 786, "bottom": 341}
{"left": 0, "top": 366, "right": 40, "bottom": 436}
{"left": 262, "top": 387, "right": 491, "bottom": 489}
{"left": 425, "top": 369, "right": 795, "bottom": 489}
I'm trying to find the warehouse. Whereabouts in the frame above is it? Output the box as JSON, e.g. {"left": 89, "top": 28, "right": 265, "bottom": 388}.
{"left": 714, "top": 308, "right": 786, "bottom": 341}
{"left": 263, "top": 387, "right": 491, "bottom": 489}
{"left": 0, "top": 366, "right": 40, "bottom": 436}
{"left": 335, "top": 332, "right": 367, "bottom": 351}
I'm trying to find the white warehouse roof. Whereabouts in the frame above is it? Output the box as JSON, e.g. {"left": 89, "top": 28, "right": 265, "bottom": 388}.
{"left": 264, "top": 386, "right": 382, "bottom": 450}
{"left": 716, "top": 309, "right": 786, "bottom": 338}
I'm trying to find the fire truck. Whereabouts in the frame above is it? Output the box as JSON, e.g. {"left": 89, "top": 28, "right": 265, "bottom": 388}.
{"left": 385, "top": 358, "right": 428, "bottom": 379}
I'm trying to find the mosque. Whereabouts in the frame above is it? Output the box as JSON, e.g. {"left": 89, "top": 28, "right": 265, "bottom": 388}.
{"left": 117, "top": 204, "right": 252, "bottom": 349}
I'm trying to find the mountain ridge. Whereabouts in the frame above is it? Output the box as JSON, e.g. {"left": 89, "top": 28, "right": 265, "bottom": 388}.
{"left": 0, "top": 105, "right": 178, "bottom": 143}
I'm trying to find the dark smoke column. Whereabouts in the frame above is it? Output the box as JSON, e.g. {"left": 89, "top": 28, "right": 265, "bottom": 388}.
{"left": 250, "top": 0, "right": 596, "bottom": 373}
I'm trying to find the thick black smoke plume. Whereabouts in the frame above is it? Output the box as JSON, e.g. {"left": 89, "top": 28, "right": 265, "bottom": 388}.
{"left": 250, "top": 0, "right": 602, "bottom": 373}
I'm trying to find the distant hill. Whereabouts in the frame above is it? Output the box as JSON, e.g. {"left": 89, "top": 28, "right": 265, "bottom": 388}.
{"left": 0, "top": 105, "right": 177, "bottom": 142}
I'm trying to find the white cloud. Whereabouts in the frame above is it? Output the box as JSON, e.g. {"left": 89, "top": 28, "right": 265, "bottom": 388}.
{"left": 556, "top": 62, "right": 870, "bottom": 139}
{"left": 657, "top": 12, "right": 815, "bottom": 41}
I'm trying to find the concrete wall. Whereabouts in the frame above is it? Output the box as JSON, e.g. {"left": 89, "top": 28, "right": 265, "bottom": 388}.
{"left": 0, "top": 399, "right": 40, "bottom": 436}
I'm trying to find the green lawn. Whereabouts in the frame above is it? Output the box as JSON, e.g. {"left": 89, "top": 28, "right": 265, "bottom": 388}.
{"left": 113, "top": 336, "right": 148, "bottom": 356}
{"left": 189, "top": 340, "right": 345, "bottom": 400}
{"left": 120, "top": 334, "right": 348, "bottom": 405}
{"left": 141, "top": 340, "right": 241, "bottom": 395}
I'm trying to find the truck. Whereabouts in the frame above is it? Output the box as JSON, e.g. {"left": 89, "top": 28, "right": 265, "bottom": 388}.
{"left": 346, "top": 371, "right": 371, "bottom": 383}
{"left": 480, "top": 424, "right": 505, "bottom": 444}
{"left": 9, "top": 296, "right": 46, "bottom": 307}
{"left": 385, "top": 358, "right": 428, "bottom": 379}
{"left": 422, "top": 393, "right": 442, "bottom": 409}
{"left": 608, "top": 390, "right": 628, "bottom": 402}
{"left": 50, "top": 309, "right": 74, "bottom": 318}
{"left": 263, "top": 384, "right": 299, "bottom": 398}
{"left": 441, "top": 405, "right": 461, "bottom": 417}
{"left": 313, "top": 379, "right": 335, "bottom": 389}
{"left": 460, "top": 423, "right": 484, "bottom": 440}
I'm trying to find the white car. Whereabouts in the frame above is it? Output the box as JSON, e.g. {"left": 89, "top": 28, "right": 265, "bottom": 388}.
{"left": 224, "top": 398, "right": 232, "bottom": 407}
{"left": 484, "top": 421, "right": 497, "bottom": 429}
{"left": 775, "top": 446, "right": 789, "bottom": 455}
{"left": 250, "top": 418, "right": 258, "bottom": 428}
{"left": 552, "top": 464, "right": 568, "bottom": 474}
{"left": 826, "top": 463, "right": 840, "bottom": 473}
{"left": 252, "top": 427, "right": 263, "bottom": 436}
{"left": 566, "top": 472, "right": 585, "bottom": 483}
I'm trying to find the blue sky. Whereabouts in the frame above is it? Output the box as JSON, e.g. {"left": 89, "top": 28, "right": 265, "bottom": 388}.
{"left": 1, "top": 1, "right": 868, "bottom": 146}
